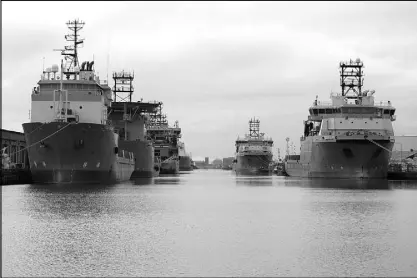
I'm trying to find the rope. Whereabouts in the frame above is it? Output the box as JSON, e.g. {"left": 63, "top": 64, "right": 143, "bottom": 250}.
{"left": 27, "top": 122, "right": 48, "bottom": 135}
{"left": 365, "top": 137, "right": 392, "bottom": 153}
{"left": 6, "top": 123, "right": 72, "bottom": 157}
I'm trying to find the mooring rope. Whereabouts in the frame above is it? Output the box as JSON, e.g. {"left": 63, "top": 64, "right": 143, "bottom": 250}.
{"left": 365, "top": 137, "right": 392, "bottom": 153}
{"left": 5, "top": 123, "right": 72, "bottom": 157}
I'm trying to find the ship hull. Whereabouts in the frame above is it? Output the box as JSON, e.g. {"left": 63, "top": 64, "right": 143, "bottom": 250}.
{"left": 118, "top": 140, "right": 156, "bottom": 178}
{"left": 179, "top": 155, "right": 193, "bottom": 171}
{"left": 285, "top": 140, "right": 393, "bottom": 178}
{"left": 234, "top": 154, "right": 273, "bottom": 175}
{"left": 22, "top": 122, "right": 133, "bottom": 184}
{"left": 160, "top": 160, "right": 179, "bottom": 175}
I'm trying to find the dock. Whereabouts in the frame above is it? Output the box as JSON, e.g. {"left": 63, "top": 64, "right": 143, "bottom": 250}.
{"left": 1, "top": 129, "right": 32, "bottom": 185}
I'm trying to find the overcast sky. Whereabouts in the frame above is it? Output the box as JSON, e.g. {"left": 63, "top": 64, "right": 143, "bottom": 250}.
{"left": 3, "top": 1, "right": 417, "bottom": 161}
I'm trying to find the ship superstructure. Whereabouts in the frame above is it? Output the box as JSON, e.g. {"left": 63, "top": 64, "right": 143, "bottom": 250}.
{"left": 285, "top": 58, "right": 396, "bottom": 178}
{"left": 146, "top": 103, "right": 181, "bottom": 174}
{"left": 107, "top": 70, "right": 161, "bottom": 178}
{"left": 234, "top": 118, "right": 274, "bottom": 175}
{"left": 22, "top": 19, "right": 134, "bottom": 184}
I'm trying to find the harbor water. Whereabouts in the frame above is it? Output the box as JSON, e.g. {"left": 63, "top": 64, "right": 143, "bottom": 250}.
{"left": 2, "top": 170, "right": 417, "bottom": 277}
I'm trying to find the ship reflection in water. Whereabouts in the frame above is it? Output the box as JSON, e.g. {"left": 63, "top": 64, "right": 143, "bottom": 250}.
{"left": 3, "top": 170, "right": 417, "bottom": 277}
{"left": 235, "top": 176, "right": 274, "bottom": 186}
{"left": 283, "top": 177, "right": 392, "bottom": 190}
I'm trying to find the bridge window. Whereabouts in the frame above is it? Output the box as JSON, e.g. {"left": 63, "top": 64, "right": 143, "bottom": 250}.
{"left": 384, "top": 110, "right": 390, "bottom": 115}
{"left": 318, "top": 109, "right": 325, "bottom": 114}
{"left": 325, "top": 109, "right": 332, "bottom": 114}
{"left": 313, "top": 109, "right": 318, "bottom": 115}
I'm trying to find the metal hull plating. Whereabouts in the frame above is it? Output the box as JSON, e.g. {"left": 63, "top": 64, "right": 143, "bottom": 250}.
{"left": 118, "top": 140, "right": 156, "bottom": 178}
{"left": 285, "top": 139, "right": 393, "bottom": 178}
{"left": 179, "top": 155, "right": 193, "bottom": 171}
{"left": 160, "top": 160, "right": 179, "bottom": 175}
{"left": 234, "top": 154, "right": 273, "bottom": 175}
{"left": 22, "top": 122, "right": 133, "bottom": 184}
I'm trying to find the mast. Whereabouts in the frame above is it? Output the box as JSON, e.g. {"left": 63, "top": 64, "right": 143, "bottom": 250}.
{"left": 148, "top": 102, "right": 168, "bottom": 127}
{"left": 339, "top": 58, "right": 364, "bottom": 99}
{"left": 112, "top": 70, "right": 135, "bottom": 140}
{"left": 60, "top": 19, "right": 85, "bottom": 75}
{"left": 249, "top": 117, "right": 260, "bottom": 138}
{"left": 112, "top": 70, "right": 134, "bottom": 102}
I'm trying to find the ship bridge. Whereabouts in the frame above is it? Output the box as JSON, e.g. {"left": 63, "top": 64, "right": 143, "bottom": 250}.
{"left": 308, "top": 100, "right": 396, "bottom": 122}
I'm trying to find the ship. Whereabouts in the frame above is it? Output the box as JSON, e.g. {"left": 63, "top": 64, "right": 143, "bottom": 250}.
{"left": 22, "top": 19, "right": 134, "bottom": 184}
{"left": 178, "top": 141, "right": 193, "bottom": 171}
{"left": 284, "top": 58, "right": 396, "bottom": 178}
{"left": 146, "top": 103, "right": 181, "bottom": 174}
{"left": 107, "top": 71, "right": 161, "bottom": 178}
{"left": 233, "top": 118, "right": 274, "bottom": 175}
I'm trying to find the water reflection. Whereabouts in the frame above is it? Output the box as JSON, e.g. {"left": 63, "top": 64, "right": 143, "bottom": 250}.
{"left": 23, "top": 183, "right": 121, "bottom": 219}
{"left": 389, "top": 180, "right": 417, "bottom": 190}
{"left": 283, "top": 178, "right": 392, "bottom": 190}
{"left": 235, "top": 176, "right": 274, "bottom": 186}
{"left": 153, "top": 176, "right": 182, "bottom": 185}
{"left": 27, "top": 182, "right": 118, "bottom": 193}
{"left": 3, "top": 170, "right": 417, "bottom": 277}
{"left": 296, "top": 184, "right": 397, "bottom": 276}
{"left": 131, "top": 178, "right": 154, "bottom": 186}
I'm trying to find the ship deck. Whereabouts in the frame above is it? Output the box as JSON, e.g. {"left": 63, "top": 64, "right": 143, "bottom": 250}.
{"left": 111, "top": 101, "right": 160, "bottom": 113}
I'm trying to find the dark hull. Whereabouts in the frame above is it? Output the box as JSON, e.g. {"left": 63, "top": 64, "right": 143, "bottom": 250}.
{"left": 22, "top": 122, "right": 133, "bottom": 184}
{"left": 118, "top": 140, "right": 156, "bottom": 178}
{"left": 285, "top": 140, "right": 393, "bottom": 178}
{"left": 234, "top": 154, "right": 273, "bottom": 175}
{"left": 387, "top": 171, "right": 417, "bottom": 180}
{"left": 160, "top": 160, "right": 179, "bottom": 175}
{"left": 179, "top": 155, "right": 193, "bottom": 171}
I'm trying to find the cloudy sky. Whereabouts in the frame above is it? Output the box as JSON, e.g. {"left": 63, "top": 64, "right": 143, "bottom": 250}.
{"left": 3, "top": 1, "right": 417, "bottom": 161}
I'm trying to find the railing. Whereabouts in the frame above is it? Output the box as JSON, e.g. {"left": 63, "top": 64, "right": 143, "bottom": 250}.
{"left": 312, "top": 100, "right": 334, "bottom": 107}
{"left": 374, "top": 100, "right": 393, "bottom": 107}
{"left": 236, "top": 136, "right": 273, "bottom": 141}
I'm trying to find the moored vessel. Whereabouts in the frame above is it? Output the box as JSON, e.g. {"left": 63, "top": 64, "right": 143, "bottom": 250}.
{"left": 234, "top": 118, "right": 274, "bottom": 175}
{"left": 146, "top": 103, "right": 181, "bottom": 174}
{"left": 108, "top": 71, "right": 161, "bottom": 178}
{"left": 285, "top": 58, "right": 396, "bottom": 178}
{"left": 22, "top": 19, "right": 134, "bottom": 184}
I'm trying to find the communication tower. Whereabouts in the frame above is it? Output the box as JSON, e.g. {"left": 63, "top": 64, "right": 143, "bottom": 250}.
{"left": 249, "top": 117, "right": 260, "bottom": 138}
{"left": 339, "top": 58, "right": 364, "bottom": 99}
{"left": 112, "top": 70, "right": 134, "bottom": 102}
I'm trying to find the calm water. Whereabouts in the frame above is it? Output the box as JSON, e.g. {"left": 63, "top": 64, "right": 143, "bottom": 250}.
{"left": 2, "top": 170, "right": 417, "bottom": 277}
